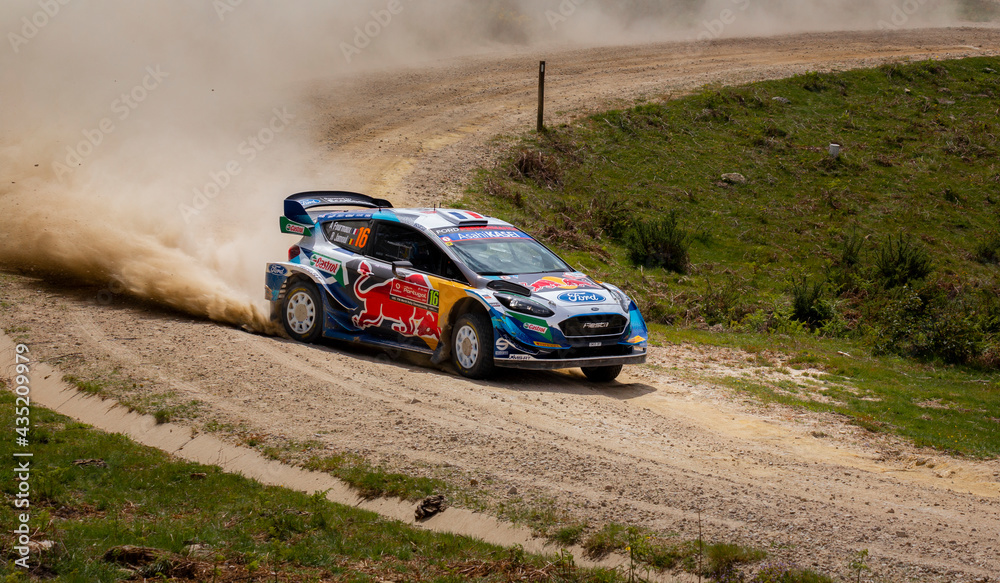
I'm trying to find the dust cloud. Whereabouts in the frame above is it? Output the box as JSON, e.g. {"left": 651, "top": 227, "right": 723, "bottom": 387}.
{"left": 0, "top": 0, "right": 971, "bottom": 331}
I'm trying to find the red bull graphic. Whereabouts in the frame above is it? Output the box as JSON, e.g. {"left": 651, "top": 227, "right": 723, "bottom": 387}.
{"left": 352, "top": 262, "right": 440, "bottom": 342}
{"left": 529, "top": 276, "right": 596, "bottom": 292}
{"left": 390, "top": 279, "right": 440, "bottom": 312}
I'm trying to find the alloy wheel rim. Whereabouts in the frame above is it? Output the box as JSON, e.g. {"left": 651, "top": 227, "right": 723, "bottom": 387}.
{"left": 286, "top": 291, "right": 316, "bottom": 334}
{"left": 455, "top": 325, "right": 479, "bottom": 369}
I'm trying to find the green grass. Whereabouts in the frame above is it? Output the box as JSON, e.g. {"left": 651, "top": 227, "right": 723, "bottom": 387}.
{"left": 62, "top": 374, "right": 106, "bottom": 395}
{"left": 581, "top": 523, "right": 776, "bottom": 579}
{"left": 0, "top": 391, "right": 620, "bottom": 582}
{"left": 652, "top": 324, "right": 1000, "bottom": 457}
{"left": 302, "top": 450, "right": 446, "bottom": 501}
{"left": 463, "top": 56, "right": 1000, "bottom": 457}
{"left": 61, "top": 371, "right": 201, "bottom": 424}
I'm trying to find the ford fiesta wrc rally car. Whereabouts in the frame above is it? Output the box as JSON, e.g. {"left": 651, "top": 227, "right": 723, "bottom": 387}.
{"left": 265, "top": 191, "right": 648, "bottom": 381}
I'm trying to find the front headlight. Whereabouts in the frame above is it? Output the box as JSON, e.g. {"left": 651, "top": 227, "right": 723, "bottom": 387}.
{"left": 496, "top": 294, "right": 554, "bottom": 317}
{"left": 603, "top": 285, "right": 631, "bottom": 312}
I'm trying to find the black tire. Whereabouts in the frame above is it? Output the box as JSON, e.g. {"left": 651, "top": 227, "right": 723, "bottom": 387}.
{"left": 281, "top": 281, "right": 323, "bottom": 343}
{"left": 451, "top": 312, "right": 495, "bottom": 379}
{"left": 582, "top": 364, "right": 623, "bottom": 383}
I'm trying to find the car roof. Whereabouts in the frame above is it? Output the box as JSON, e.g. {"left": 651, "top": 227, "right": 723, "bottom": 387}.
{"left": 314, "top": 207, "right": 516, "bottom": 232}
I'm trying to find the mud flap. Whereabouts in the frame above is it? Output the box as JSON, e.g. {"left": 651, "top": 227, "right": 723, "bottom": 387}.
{"left": 430, "top": 342, "right": 449, "bottom": 364}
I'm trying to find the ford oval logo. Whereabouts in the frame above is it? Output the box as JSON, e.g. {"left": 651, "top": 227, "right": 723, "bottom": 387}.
{"left": 269, "top": 264, "right": 288, "bottom": 276}
{"left": 558, "top": 291, "right": 605, "bottom": 303}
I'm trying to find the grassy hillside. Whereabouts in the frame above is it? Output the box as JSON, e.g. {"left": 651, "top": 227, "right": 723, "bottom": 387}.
{"left": 462, "top": 56, "right": 1000, "bottom": 456}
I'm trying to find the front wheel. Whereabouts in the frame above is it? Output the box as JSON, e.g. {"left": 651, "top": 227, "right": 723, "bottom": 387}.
{"left": 582, "top": 364, "right": 623, "bottom": 383}
{"left": 282, "top": 281, "right": 323, "bottom": 343}
{"left": 451, "top": 312, "right": 495, "bottom": 380}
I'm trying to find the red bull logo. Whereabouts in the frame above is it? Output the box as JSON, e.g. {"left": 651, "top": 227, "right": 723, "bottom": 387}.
{"left": 352, "top": 262, "right": 440, "bottom": 342}
{"left": 529, "top": 276, "right": 595, "bottom": 292}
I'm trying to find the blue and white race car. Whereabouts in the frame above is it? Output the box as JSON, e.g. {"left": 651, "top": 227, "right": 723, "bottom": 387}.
{"left": 265, "top": 191, "right": 648, "bottom": 381}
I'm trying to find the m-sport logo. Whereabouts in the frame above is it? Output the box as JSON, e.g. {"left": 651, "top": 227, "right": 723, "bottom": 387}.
{"left": 558, "top": 291, "right": 605, "bottom": 303}
{"left": 583, "top": 322, "right": 610, "bottom": 329}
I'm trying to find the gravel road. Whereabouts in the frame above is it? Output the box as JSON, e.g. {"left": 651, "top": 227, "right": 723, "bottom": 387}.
{"left": 4, "top": 27, "right": 1000, "bottom": 582}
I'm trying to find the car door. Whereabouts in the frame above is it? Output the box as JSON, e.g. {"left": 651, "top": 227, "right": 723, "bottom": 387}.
{"left": 352, "top": 221, "right": 451, "bottom": 349}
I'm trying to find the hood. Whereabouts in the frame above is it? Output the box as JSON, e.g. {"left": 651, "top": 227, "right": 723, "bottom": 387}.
{"left": 489, "top": 272, "right": 617, "bottom": 307}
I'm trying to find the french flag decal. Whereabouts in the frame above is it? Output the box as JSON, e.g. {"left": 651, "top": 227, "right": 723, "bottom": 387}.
{"left": 449, "top": 211, "right": 484, "bottom": 221}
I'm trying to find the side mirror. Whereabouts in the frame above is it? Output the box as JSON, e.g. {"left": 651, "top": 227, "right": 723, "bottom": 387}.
{"left": 392, "top": 261, "right": 413, "bottom": 278}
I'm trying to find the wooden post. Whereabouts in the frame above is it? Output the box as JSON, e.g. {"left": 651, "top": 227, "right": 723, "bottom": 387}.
{"left": 537, "top": 60, "right": 545, "bottom": 133}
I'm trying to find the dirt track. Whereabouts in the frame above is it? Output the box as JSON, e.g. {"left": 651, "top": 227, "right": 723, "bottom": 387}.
{"left": 5, "top": 28, "right": 1000, "bottom": 582}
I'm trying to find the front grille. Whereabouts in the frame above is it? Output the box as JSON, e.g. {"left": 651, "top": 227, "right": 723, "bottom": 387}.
{"left": 559, "top": 314, "right": 628, "bottom": 338}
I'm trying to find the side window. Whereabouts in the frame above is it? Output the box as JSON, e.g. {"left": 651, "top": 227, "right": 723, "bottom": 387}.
{"left": 370, "top": 222, "right": 465, "bottom": 282}
{"left": 323, "top": 220, "right": 371, "bottom": 253}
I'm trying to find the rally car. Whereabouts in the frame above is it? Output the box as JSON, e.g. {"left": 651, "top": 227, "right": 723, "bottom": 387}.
{"left": 265, "top": 191, "right": 648, "bottom": 381}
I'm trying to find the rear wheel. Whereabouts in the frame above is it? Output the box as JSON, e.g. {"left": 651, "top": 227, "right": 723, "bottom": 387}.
{"left": 282, "top": 281, "right": 323, "bottom": 343}
{"left": 451, "top": 312, "right": 495, "bottom": 379}
{"left": 582, "top": 364, "right": 623, "bottom": 383}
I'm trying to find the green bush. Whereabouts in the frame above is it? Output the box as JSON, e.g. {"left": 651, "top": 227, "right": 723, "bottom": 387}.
{"left": 703, "top": 542, "right": 766, "bottom": 579}
{"left": 789, "top": 277, "right": 834, "bottom": 327}
{"left": 973, "top": 231, "right": 1000, "bottom": 264}
{"left": 701, "top": 276, "right": 753, "bottom": 326}
{"left": 589, "top": 192, "right": 633, "bottom": 239}
{"left": 582, "top": 523, "right": 628, "bottom": 558}
{"left": 863, "top": 281, "right": 985, "bottom": 365}
{"left": 622, "top": 211, "right": 690, "bottom": 273}
{"left": 840, "top": 231, "right": 865, "bottom": 269}
{"left": 873, "top": 233, "right": 933, "bottom": 288}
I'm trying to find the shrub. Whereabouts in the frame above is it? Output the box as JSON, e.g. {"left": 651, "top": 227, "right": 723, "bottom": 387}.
{"left": 840, "top": 231, "right": 865, "bottom": 269}
{"left": 703, "top": 542, "right": 766, "bottom": 580}
{"left": 589, "top": 192, "right": 633, "bottom": 239}
{"left": 928, "top": 305, "right": 984, "bottom": 365}
{"left": 862, "top": 281, "right": 985, "bottom": 365}
{"left": 701, "top": 276, "right": 754, "bottom": 326}
{"left": 790, "top": 277, "right": 834, "bottom": 327}
{"left": 873, "top": 233, "right": 932, "bottom": 288}
{"left": 798, "top": 71, "right": 829, "bottom": 92}
{"left": 738, "top": 306, "right": 808, "bottom": 336}
{"left": 509, "top": 149, "right": 561, "bottom": 188}
{"left": 622, "top": 211, "right": 690, "bottom": 273}
{"left": 582, "top": 523, "right": 628, "bottom": 558}
{"left": 550, "top": 523, "right": 586, "bottom": 546}
{"left": 973, "top": 231, "right": 1000, "bottom": 264}
{"left": 482, "top": 176, "right": 522, "bottom": 207}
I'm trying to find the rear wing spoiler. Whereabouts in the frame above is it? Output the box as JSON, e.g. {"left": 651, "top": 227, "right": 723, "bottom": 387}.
{"left": 281, "top": 191, "right": 393, "bottom": 235}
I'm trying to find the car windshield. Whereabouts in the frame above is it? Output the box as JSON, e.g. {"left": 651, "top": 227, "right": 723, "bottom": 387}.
{"left": 440, "top": 229, "right": 571, "bottom": 275}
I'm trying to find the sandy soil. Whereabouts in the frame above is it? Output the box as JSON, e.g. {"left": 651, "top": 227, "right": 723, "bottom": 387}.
{"left": 4, "top": 28, "right": 1000, "bottom": 582}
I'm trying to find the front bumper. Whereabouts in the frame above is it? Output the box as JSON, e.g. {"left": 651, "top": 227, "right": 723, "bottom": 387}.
{"left": 494, "top": 348, "right": 647, "bottom": 370}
